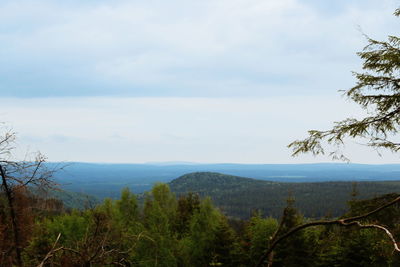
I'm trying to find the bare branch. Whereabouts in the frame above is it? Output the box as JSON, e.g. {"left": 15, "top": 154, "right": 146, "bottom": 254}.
{"left": 37, "top": 233, "right": 62, "bottom": 267}
{"left": 348, "top": 222, "right": 400, "bottom": 252}
{"left": 256, "top": 195, "right": 400, "bottom": 267}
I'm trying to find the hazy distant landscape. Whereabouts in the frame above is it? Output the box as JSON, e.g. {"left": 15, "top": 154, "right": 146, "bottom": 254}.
{"left": 48, "top": 163, "right": 400, "bottom": 219}
{"left": 53, "top": 162, "right": 400, "bottom": 198}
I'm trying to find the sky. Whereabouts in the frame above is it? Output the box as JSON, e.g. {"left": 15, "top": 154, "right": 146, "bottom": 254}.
{"left": 1, "top": 0, "right": 399, "bottom": 164}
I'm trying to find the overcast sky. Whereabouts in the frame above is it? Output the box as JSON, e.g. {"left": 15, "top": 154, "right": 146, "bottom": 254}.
{"left": 1, "top": 0, "right": 399, "bottom": 163}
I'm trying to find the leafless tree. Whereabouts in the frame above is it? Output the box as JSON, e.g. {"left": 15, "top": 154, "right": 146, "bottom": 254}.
{"left": 0, "top": 127, "right": 57, "bottom": 266}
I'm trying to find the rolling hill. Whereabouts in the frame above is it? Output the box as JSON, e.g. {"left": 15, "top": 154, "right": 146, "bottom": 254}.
{"left": 51, "top": 162, "right": 400, "bottom": 199}
{"left": 169, "top": 172, "right": 400, "bottom": 219}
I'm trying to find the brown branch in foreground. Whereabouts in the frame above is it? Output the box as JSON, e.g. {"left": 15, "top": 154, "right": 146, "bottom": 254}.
{"left": 37, "top": 237, "right": 82, "bottom": 267}
{"left": 265, "top": 204, "right": 290, "bottom": 267}
{"left": 37, "top": 233, "right": 62, "bottom": 267}
{"left": 256, "top": 195, "right": 400, "bottom": 267}
{"left": 350, "top": 222, "right": 400, "bottom": 251}
{"left": 37, "top": 246, "right": 81, "bottom": 267}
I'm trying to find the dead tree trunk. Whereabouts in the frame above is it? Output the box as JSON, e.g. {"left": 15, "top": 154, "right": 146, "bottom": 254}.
{"left": 0, "top": 165, "right": 22, "bottom": 267}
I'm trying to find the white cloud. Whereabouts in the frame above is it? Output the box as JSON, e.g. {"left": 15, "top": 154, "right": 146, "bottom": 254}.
{"left": 0, "top": 0, "right": 398, "bottom": 97}
{"left": 1, "top": 96, "right": 398, "bottom": 164}
{"left": 0, "top": 1, "right": 399, "bottom": 163}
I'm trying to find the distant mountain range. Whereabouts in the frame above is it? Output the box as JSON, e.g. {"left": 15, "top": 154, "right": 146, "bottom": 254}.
{"left": 49, "top": 162, "right": 400, "bottom": 199}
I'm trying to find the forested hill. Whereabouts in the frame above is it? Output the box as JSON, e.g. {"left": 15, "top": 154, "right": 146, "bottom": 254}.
{"left": 51, "top": 162, "right": 400, "bottom": 199}
{"left": 169, "top": 172, "right": 400, "bottom": 219}
{"left": 169, "top": 172, "right": 277, "bottom": 192}
{"left": 30, "top": 188, "right": 100, "bottom": 210}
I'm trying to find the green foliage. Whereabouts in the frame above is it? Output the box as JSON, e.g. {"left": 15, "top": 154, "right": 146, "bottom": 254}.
{"left": 182, "top": 198, "right": 221, "bottom": 266}
{"left": 245, "top": 212, "right": 278, "bottom": 265}
{"left": 212, "top": 216, "right": 244, "bottom": 266}
{"left": 116, "top": 187, "right": 139, "bottom": 227}
{"left": 174, "top": 192, "right": 200, "bottom": 236}
{"left": 23, "top": 210, "right": 89, "bottom": 264}
{"left": 3, "top": 182, "right": 399, "bottom": 266}
{"left": 272, "top": 200, "right": 319, "bottom": 267}
{"left": 34, "top": 188, "right": 100, "bottom": 210}
{"left": 135, "top": 184, "right": 178, "bottom": 266}
{"left": 333, "top": 229, "right": 393, "bottom": 267}
{"left": 301, "top": 192, "right": 399, "bottom": 266}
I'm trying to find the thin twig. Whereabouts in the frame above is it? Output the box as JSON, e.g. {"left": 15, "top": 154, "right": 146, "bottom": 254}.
{"left": 37, "top": 233, "right": 62, "bottom": 267}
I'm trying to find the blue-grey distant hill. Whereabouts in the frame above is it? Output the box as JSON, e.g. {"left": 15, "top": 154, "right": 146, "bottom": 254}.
{"left": 49, "top": 162, "right": 400, "bottom": 199}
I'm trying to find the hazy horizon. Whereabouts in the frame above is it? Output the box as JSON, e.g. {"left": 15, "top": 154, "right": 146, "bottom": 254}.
{"left": 46, "top": 161, "right": 400, "bottom": 166}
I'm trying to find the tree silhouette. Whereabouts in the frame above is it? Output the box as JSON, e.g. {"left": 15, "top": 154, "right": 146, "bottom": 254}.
{"left": 0, "top": 128, "right": 56, "bottom": 266}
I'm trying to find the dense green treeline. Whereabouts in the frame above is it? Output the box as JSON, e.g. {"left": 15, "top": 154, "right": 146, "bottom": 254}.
{"left": 169, "top": 172, "right": 400, "bottom": 219}
{"left": 1, "top": 183, "right": 400, "bottom": 266}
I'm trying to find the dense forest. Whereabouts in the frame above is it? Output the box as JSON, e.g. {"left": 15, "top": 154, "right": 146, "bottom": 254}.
{"left": 1, "top": 182, "right": 400, "bottom": 266}
{"left": 169, "top": 172, "right": 400, "bottom": 219}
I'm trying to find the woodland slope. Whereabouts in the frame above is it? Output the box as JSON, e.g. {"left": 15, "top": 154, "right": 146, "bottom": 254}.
{"left": 169, "top": 172, "right": 400, "bottom": 219}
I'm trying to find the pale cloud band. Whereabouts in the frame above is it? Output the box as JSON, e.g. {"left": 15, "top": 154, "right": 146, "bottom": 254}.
{"left": 0, "top": 0, "right": 398, "bottom": 97}
{"left": 2, "top": 96, "right": 398, "bottom": 164}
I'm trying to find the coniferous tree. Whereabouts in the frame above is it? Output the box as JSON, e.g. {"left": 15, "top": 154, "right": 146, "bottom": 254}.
{"left": 211, "top": 216, "right": 244, "bottom": 266}
{"left": 181, "top": 197, "right": 220, "bottom": 266}
{"left": 174, "top": 192, "right": 200, "bottom": 237}
{"left": 245, "top": 212, "right": 278, "bottom": 265}
{"left": 272, "top": 199, "right": 317, "bottom": 267}
{"left": 289, "top": 8, "right": 400, "bottom": 160}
